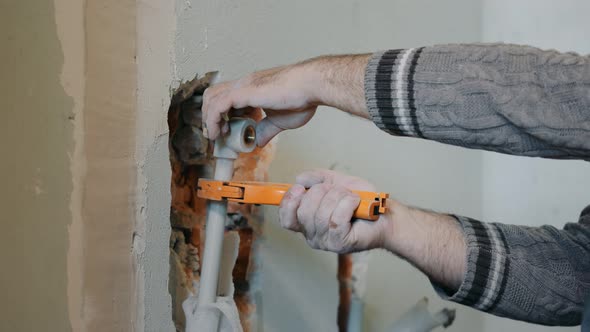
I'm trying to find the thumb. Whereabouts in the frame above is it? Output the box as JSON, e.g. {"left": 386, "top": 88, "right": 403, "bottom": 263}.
{"left": 255, "top": 117, "right": 284, "bottom": 147}
{"left": 295, "top": 169, "right": 334, "bottom": 188}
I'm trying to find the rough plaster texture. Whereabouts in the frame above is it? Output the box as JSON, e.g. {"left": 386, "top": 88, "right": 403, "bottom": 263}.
{"left": 2, "top": 1, "right": 141, "bottom": 331}
{"left": 0, "top": 2, "right": 73, "bottom": 331}
{"left": 59, "top": 0, "right": 141, "bottom": 330}
{"left": 54, "top": 0, "right": 86, "bottom": 329}
{"left": 80, "top": 1, "right": 138, "bottom": 330}
{"left": 142, "top": 135, "right": 175, "bottom": 331}
{"left": 135, "top": 0, "right": 177, "bottom": 331}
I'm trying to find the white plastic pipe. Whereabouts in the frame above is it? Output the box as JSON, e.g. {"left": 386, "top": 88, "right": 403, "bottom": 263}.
{"left": 194, "top": 118, "right": 257, "bottom": 331}
{"left": 347, "top": 295, "right": 364, "bottom": 332}
{"left": 198, "top": 157, "right": 235, "bottom": 306}
{"left": 388, "top": 298, "right": 455, "bottom": 332}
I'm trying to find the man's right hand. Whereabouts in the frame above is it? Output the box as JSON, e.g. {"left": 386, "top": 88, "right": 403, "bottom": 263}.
{"left": 202, "top": 54, "right": 371, "bottom": 146}
{"left": 279, "top": 169, "right": 391, "bottom": 253}
{"left": 278, "top": 169, "right": 467, "bottom": 291}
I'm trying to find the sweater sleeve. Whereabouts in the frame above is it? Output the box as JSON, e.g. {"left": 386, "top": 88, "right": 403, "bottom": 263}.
{"left": 364, "top": 44, "right": 590, "bottom": 159}
{"left": 431, "top": 206, "right": 590, "bottom": 326}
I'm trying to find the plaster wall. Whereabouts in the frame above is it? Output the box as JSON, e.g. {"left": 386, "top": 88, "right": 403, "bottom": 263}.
{"left": 480, "top": 1, "right": 590, "bottom": 331}
{"left": 2, "top": 1, "right": 140, "bottom": 331}
{"left": 0, "top": 2, "right": 73, "bottom": 331}
{"left": 79, "top": 1, "right": 138, "bottom": 330}
{"left": 54, "top": 0, "right": 86, "bottom": 330}
{"left": 136, "top": 0, "right": 176, "bottom": 331}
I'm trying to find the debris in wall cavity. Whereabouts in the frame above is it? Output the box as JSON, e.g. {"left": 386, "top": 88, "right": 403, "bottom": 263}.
{"left": 167, "top": 73, "right": 274, "bottom": 332}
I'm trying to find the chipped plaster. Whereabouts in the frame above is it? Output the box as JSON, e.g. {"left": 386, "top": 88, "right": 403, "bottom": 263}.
{"left": 54, "top": 0, "right": 86, "bottom": 330}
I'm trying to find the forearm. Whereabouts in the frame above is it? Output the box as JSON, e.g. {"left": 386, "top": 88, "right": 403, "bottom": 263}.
{"left": 382, "top": 202, "right": 466, "bottom": 290}
{"left": 297, "top": 54, "right": 371, "bottom": 119}
{"left": 386, "top": 203, "right": 590, "bottom": 326}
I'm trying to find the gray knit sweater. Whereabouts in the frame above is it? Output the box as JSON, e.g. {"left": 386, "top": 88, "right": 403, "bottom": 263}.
{"left": 364, "top": 44, "right": 590, "bottom": 326}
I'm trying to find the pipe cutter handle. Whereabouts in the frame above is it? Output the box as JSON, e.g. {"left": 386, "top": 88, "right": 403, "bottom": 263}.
{"left": 197, "top": 178, "right": 389, "bottom": 221}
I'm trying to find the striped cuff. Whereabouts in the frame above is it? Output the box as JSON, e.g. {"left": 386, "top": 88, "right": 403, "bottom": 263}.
{"left": 432, "top": 216, "right": 511, "bottom": 312}
{"left": 364, "top": 48, "right": 425, "bottom": 137}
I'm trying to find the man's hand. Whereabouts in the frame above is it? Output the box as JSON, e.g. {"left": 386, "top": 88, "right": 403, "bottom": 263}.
{"left": 278, "top": 169, "right": 467, "bottom": 290}
{"left": 278, "top": 169, "right": 390, "bottom": 253}
{"left": 202, "top": 66, "right": 318, "bottom": 146}
{"left": 202, "top": 54, "right": 371, "bottom": 146}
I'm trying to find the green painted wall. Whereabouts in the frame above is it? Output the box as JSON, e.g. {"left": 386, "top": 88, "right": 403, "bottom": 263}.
{"left": 0, "top": 1, "right": 73, "bottom": 331}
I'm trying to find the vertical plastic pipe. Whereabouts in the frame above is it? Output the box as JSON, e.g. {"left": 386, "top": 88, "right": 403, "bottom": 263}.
{"left": 388, "top": 298, "right": 456, "bottom": 332}
{"left": 198, "top": 157, "right": 234, "bottom": 303}
{"left": 347, "top": 295, "right": 364, "bottom": 332}
{"left": 194, "top": 118, "right": 257, "bottom": 331}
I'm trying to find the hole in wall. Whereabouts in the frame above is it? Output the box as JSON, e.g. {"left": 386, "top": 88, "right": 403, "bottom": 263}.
{"left": 166, "top": 73, "right": 272, "bottom": 332}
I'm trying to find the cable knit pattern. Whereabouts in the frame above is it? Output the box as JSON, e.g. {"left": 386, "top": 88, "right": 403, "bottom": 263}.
{"left": 435, "top": 211, "right": 590, "bottom": 326}
{"left": 365, "top": 44, "right": 590, "bottom": 325}
{"left": 364, "top": 43, "right": 590, "bottom": 159}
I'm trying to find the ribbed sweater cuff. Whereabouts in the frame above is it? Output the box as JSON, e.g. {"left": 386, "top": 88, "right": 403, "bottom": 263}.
{"left": 364, "top": 48, "right": 426, "bottom": 138}
{"left": 431, "top": 216, "right": 511, "bottom": 313}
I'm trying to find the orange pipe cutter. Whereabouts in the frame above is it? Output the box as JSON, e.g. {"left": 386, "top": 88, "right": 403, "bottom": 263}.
{"left": 197, "top": 178, "right": 389, "bottom": 221}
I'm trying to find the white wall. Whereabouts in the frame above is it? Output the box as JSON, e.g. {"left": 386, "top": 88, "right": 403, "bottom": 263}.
{"left": 255, "top": 2, "right": 485, "bottom": 331}
{"left": 480, "top": 1, "right": 590, "bottom": 332}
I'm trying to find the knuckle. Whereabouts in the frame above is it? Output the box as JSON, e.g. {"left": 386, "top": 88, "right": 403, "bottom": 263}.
{"left": 278, "top": 212, "right": 298, "bottom": 232}
{"left": 278, "top": 209, "right": 288, "bottom": 224}
{"left": 294, "top": 174, "right": 307, "bottom": 184}
{"left": 334, "top": 185, "right": 352, "bottom": 196}
{"left": 309, "top": 183, "right": 331, "bottom": 197}
{"left": 283, "top": 220, "right": 297, "bottom": 231}
{"left": 326, "top": 189, "right": 347, "bottom": 206}
{"left": 202, "top": 87, "right": 212, "bottom": 99}
{"left": 279, "top": 193, "right": 292, "bottom": 208}
{"left": 315, "top": 212, "right": 330, "bottom": 226}
{"left": 282, "top": 187, "right": 303, "bottom": 205}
